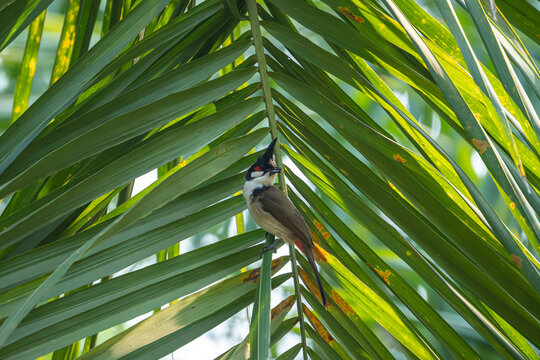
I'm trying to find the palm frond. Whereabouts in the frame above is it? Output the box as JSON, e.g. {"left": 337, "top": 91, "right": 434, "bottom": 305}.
{"left": 0, "top": 0, "right": 538, "bottom": 358}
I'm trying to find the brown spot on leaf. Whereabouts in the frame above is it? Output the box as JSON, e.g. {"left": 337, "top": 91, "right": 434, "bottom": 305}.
{"left": 313, "top": 220, "right": 331, "bottom": 240}
{"left": 304, "top": 305, "right": 334, "bottom": 343}
{"left": 331, "top": 289, "right": 354, "bottom": 315}
{"left": 510, "top": 254, "right": 522, "bottom": 268}
{"left": 376, "top": 268, "right": 392, "bottom": 285}
{"left": 338, "top": 6, "right": 365, "bottom": 23}
{"left": 271, "top": 257, "right": 284, "bottom": 270}
{"left": 299, "top": 268, "right": 324, "bottom": 304}
{"left": 295, "top": 239, "right": 305, "bottom": 253}
{"left": 472, "top": 138, "right": 489, "bottom": 154}
{"left": 393, "top": 154, "right": 406, "bottom": 163}
{"left": 271, "top": 295, "right": 295, "bottom": 320}
{"left": 243, "top": 269, "right": 260, "bottom": 283}
{"left": 367, "top": 262, "right": 391, "bottom": 285}
{"left": 309, "top": 229, "right": 319, "bottom": 243}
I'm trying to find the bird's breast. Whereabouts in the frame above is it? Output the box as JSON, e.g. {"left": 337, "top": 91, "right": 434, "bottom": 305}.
{"left": 248, "top": 199, "right": 296, "bottom": 244}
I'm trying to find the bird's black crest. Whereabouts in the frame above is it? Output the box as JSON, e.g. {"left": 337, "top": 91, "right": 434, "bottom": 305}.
{"left": 262, "top": 138, "right": 278, "bottom": 163}
{"left": 245, "top": 138, "right": 281, "bottom": 180}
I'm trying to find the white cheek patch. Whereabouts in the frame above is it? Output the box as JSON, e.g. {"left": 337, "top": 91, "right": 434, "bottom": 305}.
{"left": 251, "top": 171, "right": 264, "bottom": 178}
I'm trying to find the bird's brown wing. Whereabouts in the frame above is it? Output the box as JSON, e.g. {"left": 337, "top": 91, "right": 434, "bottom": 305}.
{"left": 259, "top": 186, "right": 327, "bottom": 308}
{"left": 258, "top": 186, "right": 312, "bottom": 246}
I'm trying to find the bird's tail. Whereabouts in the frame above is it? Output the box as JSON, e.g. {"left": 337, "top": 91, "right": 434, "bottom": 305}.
{"left": 306, "top": 249, "right": 327, "bottom": 310}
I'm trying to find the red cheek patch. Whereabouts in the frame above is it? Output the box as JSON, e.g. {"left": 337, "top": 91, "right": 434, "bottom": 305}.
{"left": 254, "top": 166, "right": 262, "bottom": 171}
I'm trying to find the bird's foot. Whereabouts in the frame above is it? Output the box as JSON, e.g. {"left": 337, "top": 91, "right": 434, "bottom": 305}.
{"left": 260, "top": 244, "right": 278, "bottom": 255}
{"left": 259, "top": 236, "right": 281, "bottom": 258}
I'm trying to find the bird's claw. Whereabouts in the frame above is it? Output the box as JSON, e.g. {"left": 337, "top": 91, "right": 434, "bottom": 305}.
{"left": 259, "top": 245, "right": 278, "bottom": 258}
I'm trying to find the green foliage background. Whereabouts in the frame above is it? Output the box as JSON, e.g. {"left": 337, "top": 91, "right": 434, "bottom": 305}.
{"left": 0, "top": 0, "right": 538, "bottom": 359}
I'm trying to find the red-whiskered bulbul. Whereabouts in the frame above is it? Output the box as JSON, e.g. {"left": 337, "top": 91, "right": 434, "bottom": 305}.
{"left": 243, "top": 138, "right": 327, "bottom": 309}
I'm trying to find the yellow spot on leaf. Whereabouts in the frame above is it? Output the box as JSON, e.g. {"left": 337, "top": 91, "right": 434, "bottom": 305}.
{"left": 376, "top": 268, "right": 391, "bottom": 285}
{"left": 313, "top": 243, "right": 329, "bottom": 263}
{"left": 338, "top": 6, "right": 365, "bottom": 24}
{"left": 339, "top": 168, "right": 349, "bottom": 176}
{"left": 366, "top": 262, "right": 391, "bottom": 285}
{"left": 28, "top": 58, "right": 36, "bottom": 75}
{"left": 509, "top": 202, "right": 515, "bottom": 210}
{"left": 393, "top": 154, "right": 406, "bottom": 163}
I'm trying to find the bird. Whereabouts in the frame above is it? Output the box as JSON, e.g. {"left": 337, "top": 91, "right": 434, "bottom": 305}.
{"left": 243, "top": 138, "right": 327, "bottom": 309}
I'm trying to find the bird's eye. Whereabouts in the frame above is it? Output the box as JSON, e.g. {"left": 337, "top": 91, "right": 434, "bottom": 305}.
{"left": 254, "top": 166, "right": 262, "bottom": 171}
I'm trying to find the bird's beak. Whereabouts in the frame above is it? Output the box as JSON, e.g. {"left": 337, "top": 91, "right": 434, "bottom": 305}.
{"left": 271, "top": 168, "right": 282, "bottom": 174}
